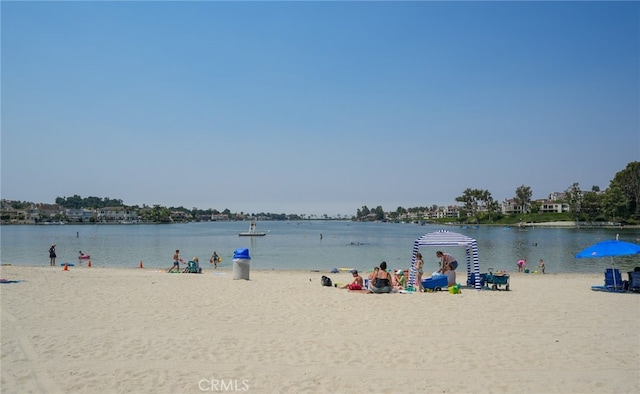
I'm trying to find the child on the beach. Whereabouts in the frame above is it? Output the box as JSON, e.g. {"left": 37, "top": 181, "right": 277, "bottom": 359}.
{"left": 367, "top": 267, "right": 379, "bottom": 290}
{"left": 210, "top": 251, "right": 220, "bottom": 269}
{"left": 539, "top": 259, "right": 545, "bottom": 274}
{"left": 340, "top": 270, "right": 364, "bottom": 290}
{"left": 167, "top": 250, "right": 180, "bottom": 273}
{"left": 517, "top": 259, "right": 526, "bottom": 272}
{"left": 394, "top": 269, "right": 407, "bottom": 290}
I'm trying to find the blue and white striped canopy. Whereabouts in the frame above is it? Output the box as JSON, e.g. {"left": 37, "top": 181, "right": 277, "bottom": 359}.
{"left": 408, "top": 230, "right": 482, "bottom": 290}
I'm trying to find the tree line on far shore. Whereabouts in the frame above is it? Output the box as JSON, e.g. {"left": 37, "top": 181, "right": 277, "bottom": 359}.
{"left": 356, "top": 161, "right": 640, "bottom": 225}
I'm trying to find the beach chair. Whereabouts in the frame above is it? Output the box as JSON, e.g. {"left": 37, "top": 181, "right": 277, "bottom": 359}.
{"left": 467, "top": 272, "right": 486, "bottom": 288}
{"left": 183, "top": 261, "right": 202, "bottom": 274}
{"left": 592, "top": 268, "right": 626, "bottom": 292}
{"left": 627, "top": 270, "right": 640, "bottom": 293}
{"left": 605, "top": 268, "right": 624, "bottom": 291}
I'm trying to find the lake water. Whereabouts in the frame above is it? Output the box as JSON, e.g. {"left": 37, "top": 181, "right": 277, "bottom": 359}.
{"left": 1, "top": 221, "right": 640, "bottom": 274}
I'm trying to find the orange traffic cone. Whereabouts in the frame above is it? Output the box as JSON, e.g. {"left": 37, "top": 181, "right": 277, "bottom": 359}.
{"left": 63, "top": 262, "right": 68, "bottom": 271}
{"left": 139, "top": 261, "right": 144, "bottom": 269}
{"left": 87, "top": 260, "right": 92, "bottom": 267}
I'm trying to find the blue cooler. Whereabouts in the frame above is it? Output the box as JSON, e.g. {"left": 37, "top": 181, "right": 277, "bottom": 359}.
{"left": 421, "top": 274, "right": 448, "bottom": 291}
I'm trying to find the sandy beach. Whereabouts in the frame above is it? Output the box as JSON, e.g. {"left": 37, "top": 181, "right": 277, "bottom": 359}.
{"left": 1, "top": 265, "right": 639, "bottom": 393}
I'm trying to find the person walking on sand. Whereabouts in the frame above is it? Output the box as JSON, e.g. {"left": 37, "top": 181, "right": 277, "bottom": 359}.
{"left": 167, "top": 249, "right": 180, "bottom": 273}
{"left": 49, "top": 244, "right": 57, "bottom": 266}
{"left": 539, "top": 259, "right": 545, "bottom": 274}
{"left": 210, "top": 251, "right": 220, "bottom": 269}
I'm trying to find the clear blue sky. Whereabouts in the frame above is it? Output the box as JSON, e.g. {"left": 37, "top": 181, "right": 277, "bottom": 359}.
{"left": 2, "top": 1, "right": 638, "bottom": 216}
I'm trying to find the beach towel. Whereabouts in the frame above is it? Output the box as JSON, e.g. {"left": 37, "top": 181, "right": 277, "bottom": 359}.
{"left": 0, "top": 279, "right": 23, "bottom": 284}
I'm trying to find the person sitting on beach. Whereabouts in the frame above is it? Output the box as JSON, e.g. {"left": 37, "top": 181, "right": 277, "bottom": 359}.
{"left": 340, "top": 270, "right": 364, "bottom": 290}
{"left": 167, "top": 249, "right": 180, "bottom": 273}
{"left": 394, "top": 269, "right": 407, "bottom": 290}
{"left": 367, "top": 267, "right": 379, "bottom": 290}
{"left": 370, "top": 261, "right": 392, "bottom": 293}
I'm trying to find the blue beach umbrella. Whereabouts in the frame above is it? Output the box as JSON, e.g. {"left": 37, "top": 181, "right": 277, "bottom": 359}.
{"left": 574, "top": 239, "right": 640, "bottom": 260}
{"left": 575, "top": 237, "right": 640, "bottom": 289}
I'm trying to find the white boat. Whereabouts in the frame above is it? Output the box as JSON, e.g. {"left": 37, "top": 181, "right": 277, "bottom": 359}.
{"left": 239, "top": 220, "right": 267, "bottom": 236}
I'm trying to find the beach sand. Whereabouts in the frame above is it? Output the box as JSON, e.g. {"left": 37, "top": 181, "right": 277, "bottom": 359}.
{"left": 1, "top": 266, "right": 639, "bottom": 393}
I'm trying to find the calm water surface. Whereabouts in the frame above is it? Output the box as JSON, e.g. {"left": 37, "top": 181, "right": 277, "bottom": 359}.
{"left": 2, "top": 221, "right": 639, "bottom": 273}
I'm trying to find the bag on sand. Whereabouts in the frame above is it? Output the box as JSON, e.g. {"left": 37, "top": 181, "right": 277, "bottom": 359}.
{"left": 321, "top": 275, "right": 333, "bottom": 287}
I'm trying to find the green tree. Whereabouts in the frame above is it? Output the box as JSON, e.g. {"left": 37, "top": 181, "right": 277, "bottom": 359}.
{"left": 373, "top": 206, "right": 385, "bottom": 221}
{"left": 357, "top": 206, "right": 370, "bottom": 220}
{"left": 514, "top": 185, "right": 532, "bottom": 214}
{"left": 581, "top": 191, "right": 603, "bottom": 222}
{"left": 455, "top": 188, "right": 478, "bottom": 222}
{"left": 601, "top": 184, "right": 629, "bottom": 223}
{"left": 610, "top": 161, "right": 640, "bottom": 218}
{"left": 565, "top": 182, "right": 582, "bottom": 220}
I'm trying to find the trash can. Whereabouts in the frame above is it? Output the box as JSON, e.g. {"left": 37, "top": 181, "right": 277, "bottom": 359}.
{"left": 232, "top": 248, "right": 251, "bottom": 280}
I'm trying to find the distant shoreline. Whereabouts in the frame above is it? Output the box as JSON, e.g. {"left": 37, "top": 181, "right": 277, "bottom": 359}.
{"left": 2, "top": 220, "right": 639, "bottom": 229}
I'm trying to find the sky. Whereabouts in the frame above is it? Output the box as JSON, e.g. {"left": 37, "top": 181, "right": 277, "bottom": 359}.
{"left": 1, "top": 1, "right": 638, "bottom": 217}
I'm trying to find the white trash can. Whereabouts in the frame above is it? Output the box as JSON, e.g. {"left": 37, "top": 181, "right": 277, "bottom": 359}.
{"left": 232, "top": 248, "right": 251, "bottom": 280}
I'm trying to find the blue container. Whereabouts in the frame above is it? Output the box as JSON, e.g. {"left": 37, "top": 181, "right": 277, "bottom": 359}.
{"left": 421, "top": 275, "right": 448, "bottom": 291}
{"left": 233, "top": 248, "right": 250, "bottom": 259}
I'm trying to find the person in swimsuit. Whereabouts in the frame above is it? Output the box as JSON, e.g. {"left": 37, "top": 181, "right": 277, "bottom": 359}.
{"left": 49, "top": 244, "right": 57, "bottom": 266}
{"left": 394, "top": 269, "right": 407, "bottom": 290}
{"left": 210, "top": 251, "right": 220, "bottom": 269}
{"left": 167, "top": 249, "right": 180, "bottom": 273}
{"left": 436, "top": 251, "right": 458, "bottom": 286}
{"left": 517, "top": 259, "right": 526, "bottom": 272}
{"left": 366, "top": 267, "right": 379, "bottom": 290}
{"left": 370, "top": 261, "right": 392, "bottom": 293}
{"left": 415, "top": 252, "right": 424, "bottom": 292}
{"left": 436, "top": 251, "right": 458, "bottom": 272}
{"left": 340, "top": 270, "right": 364, "bottom": 290}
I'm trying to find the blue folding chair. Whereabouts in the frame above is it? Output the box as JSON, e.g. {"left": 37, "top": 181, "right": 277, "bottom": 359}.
{"left": 592, "top": 268, "right": 627, "bottom": 292}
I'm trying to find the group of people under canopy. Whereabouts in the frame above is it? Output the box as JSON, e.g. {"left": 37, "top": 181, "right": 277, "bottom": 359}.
{"left": 339, "top": 250, "right": 459, "bottom": 293}
{"left": 339, "top": 230, "right": 482, "bottom": 292}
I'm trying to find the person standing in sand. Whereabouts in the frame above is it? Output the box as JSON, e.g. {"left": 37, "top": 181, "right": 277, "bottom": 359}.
{"left": 539, "top": 259, "right": 545, "bottom": 274}
{"left": 415, "top": 252, "right": 424, "bottom": 292}
{"left": 517, "top": 259, "right": 527, "bottom": 272}
{"left": 49, "top": 244, "right": 57, "bottom": 266}
{"left": 436, "top": 251, "right": 458, "bottom": 272}
{"left": 437, "top": 251, "right": 458, "bottom": 286}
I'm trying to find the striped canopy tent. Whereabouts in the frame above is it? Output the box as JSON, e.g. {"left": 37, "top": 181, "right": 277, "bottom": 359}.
{"left": 408, "top": 230, "right": 481, "bottom": 290}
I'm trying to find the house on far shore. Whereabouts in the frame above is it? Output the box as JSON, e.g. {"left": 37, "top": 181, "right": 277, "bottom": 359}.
{"left": 97, "top": 207, "right": 139, "bottom": 223}
{"left": 538, "top": 200, "right": 569, "bottom": 213}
